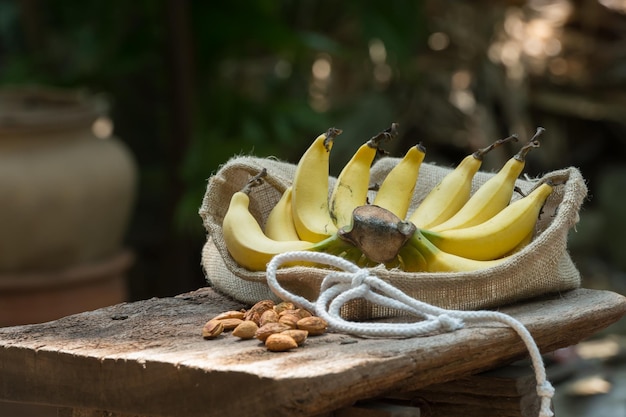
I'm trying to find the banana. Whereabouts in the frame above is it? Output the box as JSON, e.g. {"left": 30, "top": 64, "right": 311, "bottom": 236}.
{"left": 408, "top": 134, "right": 518, "bottom": 229}
{"left": 222, "top": 170, "right": 343, "bottom": 271}
{"left": 431, "top": 129, "right": 543, "bottom": 232}
{"left": 398, "top": 243, "right": 427, "bottom": 272}
{"left": 342, "top": 246, "right": 366, "bottom": 264}
{"left": 372, "top": 142, "right": 426, "bottom": 220}
{"left": 406, "top": 229, "right": 508, "bottom": 273}
{"left": 504, "top": 229, "right": 535, "bottom": 256}
{"left": 264, "top": 186, "right": 300, "bottom": 241}
{"left": 329, "top": 124, "right": 397, "bottom": 228}
{"left": 420, "top": 182, "right": 553, "bottom": 261}
{"left": 291, "top": 127, "right": 342, "bottom": 242}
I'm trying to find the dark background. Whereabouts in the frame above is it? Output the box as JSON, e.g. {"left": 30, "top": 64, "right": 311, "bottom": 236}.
{"left": 2, "top": 0, "right": 626, "bottom": 302}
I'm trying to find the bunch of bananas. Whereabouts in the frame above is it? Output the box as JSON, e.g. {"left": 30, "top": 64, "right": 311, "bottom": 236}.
{"left": 222, "top": 125, "right": 554, "bottom": 273}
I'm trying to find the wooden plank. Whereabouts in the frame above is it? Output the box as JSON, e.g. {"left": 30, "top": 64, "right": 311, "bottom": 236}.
{"left": 0, "top": 288, "right": 624, "bottom": 417}
{"left": 385, "top": 364, "right": 544, "bottom": 417}
{"left": 334, "top": 401, "right": 421, "bottom": 417}
{"left": 57, "top": 407, "right": 147, "bottom": 417}
{"left": 0, "top": 400, "right": 57, "bottom": 417}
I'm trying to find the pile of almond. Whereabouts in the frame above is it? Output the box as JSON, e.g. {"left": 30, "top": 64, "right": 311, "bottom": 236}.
{"left": 201, "top": 299, "right": 328, "bottom": 352}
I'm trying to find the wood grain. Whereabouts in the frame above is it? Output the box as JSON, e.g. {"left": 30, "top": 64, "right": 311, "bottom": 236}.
{"left": 387, "top": 364, "right": 545, "bottom": 417}
{"left": 0, "top": 288, "right": 624, "bottom": 417}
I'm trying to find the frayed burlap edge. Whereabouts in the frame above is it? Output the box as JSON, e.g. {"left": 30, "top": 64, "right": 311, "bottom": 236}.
{"left": 199, "top": 155, "right": 588, "bottom": 317}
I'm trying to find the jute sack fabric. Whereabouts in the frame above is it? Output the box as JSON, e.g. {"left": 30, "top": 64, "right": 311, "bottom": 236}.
{"left": 199, "top": 155, "right": 587, "bottom": 318}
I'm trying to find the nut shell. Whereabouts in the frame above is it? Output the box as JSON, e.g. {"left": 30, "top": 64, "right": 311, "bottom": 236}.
{"left": 232, "top": 320, "right": 259, "bottom": 339}
{"left": 273, "top": 301, "right": 295, "bottom": 315}
{"left": 281, "top": 329, "right": 308, "bottom": 346}
{"left": 259, "top": 309, "right": 279, "bottom": 326}
{"left": 202, "top": 319, "right": 224, "bottom": 339}
{"left": 212, "top": 310, "right": 245, "bottom": 321}
{"left": 255, "top": 322, "right": 291, "bottom": 341}
{"left": 244, "top": 300, "right": 275, "bottom": 325}
{"left": 297, "top": 316, "right": 328, "bottom": 336}
{"left": 219, "top": 318, "right": 244, "bottom": 331}
{"left": 278, "top": 314, "right": 299, "bottom": 329}
{"left": 265, "top": 334, "right": 298, "bottom": 352}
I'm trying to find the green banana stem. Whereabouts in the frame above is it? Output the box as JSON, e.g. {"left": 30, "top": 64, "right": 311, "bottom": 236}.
{"left": 342, "top": 246, "right": 365, "bottom": 264}
{"left": 383, "top": 256, "right": 403, "bottom": 270}
{"left": 406, "top": 229, "right": 439, "bottom": 263}
{"left": 398, "top": 243, "right": 427, "bottom": 272}
{"left": 310, "top": 233, "right": 353, "bottom": 254}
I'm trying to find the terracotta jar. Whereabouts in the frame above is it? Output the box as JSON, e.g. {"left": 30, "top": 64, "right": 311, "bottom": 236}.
{"left": 0, "top": 86, "right": 138, "bottom": 326}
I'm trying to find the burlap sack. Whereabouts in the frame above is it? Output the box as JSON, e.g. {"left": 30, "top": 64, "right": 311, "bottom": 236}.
{"left": 199, "top": 155, "right": 587, "bottom": 317}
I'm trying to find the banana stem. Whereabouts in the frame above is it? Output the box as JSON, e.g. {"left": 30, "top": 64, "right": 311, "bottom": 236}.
{"left": 513, "top": 185, "right": 526, "bottom": 198}
{"left": 529, "top": 126, "right": 546, "bottom": 142}
{"left": 311, "top": 233, "right": 353, "bottom": 254}
{"left": 399, "top": 243, "right": 427, "bottom": 272}
{"left": 324, "top": 127, "right": 343, "bottom": 151}
{"left": 342, "top": 246, "right": 365, "bottom": 264}
{"left": 241, "top": 168, "right": 268, "bottom": 194}
{"left": 514, "top": 136, "right": 542, "bottom": 162}
{"left": 366, "top": 122, "right": 399, "bottom": 150}
{"left": 472, "top": 134, "right": 519, "bottom": 161}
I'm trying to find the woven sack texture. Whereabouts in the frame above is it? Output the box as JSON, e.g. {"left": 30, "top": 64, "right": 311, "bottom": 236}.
{"left": 199, "top": 155, "right": 588, "bottom": 317}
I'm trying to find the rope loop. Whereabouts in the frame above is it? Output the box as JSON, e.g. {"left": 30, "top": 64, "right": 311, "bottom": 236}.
{"left": 265, "top": 251, "right": 555, "bottom": 417}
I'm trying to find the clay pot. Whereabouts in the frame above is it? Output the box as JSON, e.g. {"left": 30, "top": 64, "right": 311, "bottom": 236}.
{"left": 0, "top": 250, "right": 134, "bottom": 327}
{"left": 0, "top": 86, "right": 138, "bottom": 324}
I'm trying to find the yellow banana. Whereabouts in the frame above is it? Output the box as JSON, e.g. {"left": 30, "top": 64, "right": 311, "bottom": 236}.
{"left": 406, "top": 229, "right": 507, "bottom": 273}
{"left": 222, "top": 170, "right": 343, "bottom": 271}
{"left": 408, "top": 134, "right": 518, "bottom": 229}
{"left": 420, "top": 182, "right": 553, "bottom": 261}
{"left": 291, "top": 127, "right": 342, "bottom": 242}
{"left": 504, "top": 229, "right": 535, "bottom": 256}
{"left": 431, "top": 129, "right": 543, "bottom": 232}
{"left": 372, "top": 142, "right": 426, "bottom": 220}
{"left": 329, "top": 124, "right": 397, "bottom": 228}
{"left": 264, "top": 186, "right": 300, "bottom": 241}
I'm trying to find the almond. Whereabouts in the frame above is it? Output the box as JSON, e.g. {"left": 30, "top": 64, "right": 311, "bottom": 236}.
{"left": 202, "top": 319, "right": 224, "bottom": 339}
{"left": 279, "top": 308, "right": 312, "bottom": 319}
{"left": 255, "top": 322, "right": 291, "bottom": 342}
{"left": 281, "top": 329, "right": 308, "bottom": 346}
{"left": 273, "top": 301, "right": 295, "bottom": 315}
{"left": 296, "top": 316, "right": 328, "bottom": 336}
{"left": 259, "top": 309, "right": 279, "bottom": 327}
{"left": 212, "top": 310, "right": 245, "bottom": 321}
{"left": 295, "top": 308, "right": 312, "bottom": 319}
{"left": 278, "top": 313, "right": 299, "bottom": 329}
{"left": 265, "top": 333, "right": 298, "bottom": 352}
{"left": 244, "top": 300, "right": 275, "bottom": 325}
{"left": 278, "top": 309, "right": 299, "bottom": 317}
{"left": 218, "top": 318, "right": 244, "bottom": 331}
{"left": 232, "top": 320, "right": 259, "bottom": 339}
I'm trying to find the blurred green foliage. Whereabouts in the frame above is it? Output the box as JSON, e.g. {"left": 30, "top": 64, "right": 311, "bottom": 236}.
{"left": 0, "top": 0, "right": 428, "bottom": 239}
{"left": 0, "top": 0, "right": 425, "bottom": 239}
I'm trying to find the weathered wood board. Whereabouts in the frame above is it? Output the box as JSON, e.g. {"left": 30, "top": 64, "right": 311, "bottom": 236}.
{"left": 0, "top": 287, "right": 625, "bottom": 417}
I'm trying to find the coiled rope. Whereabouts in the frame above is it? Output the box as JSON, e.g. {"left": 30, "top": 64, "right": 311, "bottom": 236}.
{"left": 266, "top": 251, "right": 554, "bottom": 417}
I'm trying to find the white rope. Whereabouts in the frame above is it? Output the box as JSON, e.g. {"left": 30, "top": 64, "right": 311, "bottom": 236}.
{"left": 266, "top": 251, "right": 554, "bottom": 417}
